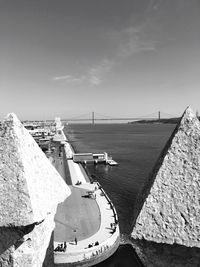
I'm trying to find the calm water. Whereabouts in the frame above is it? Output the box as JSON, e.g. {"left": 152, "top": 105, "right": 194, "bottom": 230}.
{"left": 64, "top": 123, "right": 175, "bottom": 266}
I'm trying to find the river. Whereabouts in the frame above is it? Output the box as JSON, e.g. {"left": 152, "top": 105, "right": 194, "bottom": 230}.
{"left": 64, "top": 123, "right": 175, "bottom": 266}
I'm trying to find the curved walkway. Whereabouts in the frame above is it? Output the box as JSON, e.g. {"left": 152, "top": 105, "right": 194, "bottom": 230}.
{"left": 54, "top": 186, "right": 100, "bottom": 242}
{"left": 54, "top": 135, "right": 120, "bottom": 265}
{"left": 55, "top": 182, "right": 118, "bottom": 250}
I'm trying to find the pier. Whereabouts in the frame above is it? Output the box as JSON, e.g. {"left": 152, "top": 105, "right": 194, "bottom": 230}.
{"left": 72, "top": 152, "right": 118, "bottom": 166}
{"left": 49, "top": 128, "right": 120, "bottom": 266}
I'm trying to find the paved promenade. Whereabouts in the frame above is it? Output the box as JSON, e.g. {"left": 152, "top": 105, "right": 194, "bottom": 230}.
{"left": 55, "top": 182, "right": 118, "bottom": 250}
{"left": 67, "top": 159, "right": 90, "bottom": 185}
{"left": 54, "top": 186, "right": 100, "bottom": 242}
{"left": 53, "top": 136, "right": 120, "bottom": 265}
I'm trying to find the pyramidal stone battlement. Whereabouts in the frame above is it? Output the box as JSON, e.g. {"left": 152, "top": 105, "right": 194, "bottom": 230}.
{"left": 131, "top": 107, "right": 200, "bottom": 267}
{"left": 132, "top": 107, "right": 200, "bottom": 247}
{"left": 0, "top": 113, "right": 70, "bottom": 226}
{"left": 131, "top": 107, "right": 200, "bottom": 266}
{"left": 0, "top": 113, "right": 71, "bottom": 266}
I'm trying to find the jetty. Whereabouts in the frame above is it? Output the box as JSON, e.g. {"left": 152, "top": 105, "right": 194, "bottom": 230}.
{"left": 48, "top": 121, "right": 120, "bottom": 266}
{"left": 72, "top": 152, "right": 118, "bottom": 165}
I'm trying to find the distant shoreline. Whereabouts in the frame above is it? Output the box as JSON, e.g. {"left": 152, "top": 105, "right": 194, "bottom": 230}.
{"left": 128, "top": 118, "right": 181, "bottom": 124}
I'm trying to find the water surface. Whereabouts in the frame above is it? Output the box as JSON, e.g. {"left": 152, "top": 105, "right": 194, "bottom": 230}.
{"left": 64, "top": 123, "right": 175, "bottom": 266}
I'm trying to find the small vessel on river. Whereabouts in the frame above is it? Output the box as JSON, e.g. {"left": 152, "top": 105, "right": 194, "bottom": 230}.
{"left": 107, "top": 159, "right": 118, "bottom": 166}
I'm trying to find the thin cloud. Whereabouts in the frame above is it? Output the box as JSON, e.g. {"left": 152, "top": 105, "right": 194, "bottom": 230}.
{"left": 88, "top": 59, "right": 114, "bottom": 86}
{"left": 52, "top": 75, "right": 85, "bottom": 83}
{"left": 52, "top": 59, "right": 114, "bottom": 86}
{"left": 116, "top": 26, "right": 156, "bottom": 58}
{"left": 88, "top": 75, "right": 102, "bottom": 85}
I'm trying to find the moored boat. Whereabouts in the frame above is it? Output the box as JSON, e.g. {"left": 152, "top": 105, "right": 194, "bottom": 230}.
{"left": 107, "top": 159, "right": 118, "bottom": 166}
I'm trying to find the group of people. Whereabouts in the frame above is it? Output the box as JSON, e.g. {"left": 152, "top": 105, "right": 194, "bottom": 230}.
{"left": 87, "top": 241, "right": 99, "bottom": 248}
{"left": 54, "top": 241, "right": 67, "bottom": 252}
{"left": 87, "top": 191, "right": 97, "bottom": 199}
{"left": 89, "top": 193, "right": 96, "bottom": 199}
{"left": 110, "top": 222, "right": 116, "bottom": 229}
{"left": 110, "top": 222, "right": 117, "bottom": 234}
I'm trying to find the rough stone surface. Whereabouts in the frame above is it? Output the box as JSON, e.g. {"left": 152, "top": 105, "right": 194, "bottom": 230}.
{"left": 0, "top": 113, "right": 70, "bottom": 226}
{"left": 132, "top": 107, "right": 200, "bottom": 248}
{"left": 131, "top": 240, "right": 200, "bottom": 267}
{"left": 0, "top": 113, "right": 71, "bottom": 266}
{"left": 0, "top": 214, "right": 55, "bottom": 267}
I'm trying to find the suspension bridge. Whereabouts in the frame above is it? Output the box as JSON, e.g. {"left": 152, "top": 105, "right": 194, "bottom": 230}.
{"left": 63, "top": 111, "right": 179, "bottom": 124}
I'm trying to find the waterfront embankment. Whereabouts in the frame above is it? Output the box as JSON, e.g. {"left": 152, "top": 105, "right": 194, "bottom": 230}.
{"left": 52, "top": 130, "right": 120, "bottom": 266}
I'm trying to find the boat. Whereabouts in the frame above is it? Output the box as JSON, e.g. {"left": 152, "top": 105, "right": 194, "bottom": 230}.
{"left": 107, "top": 159, "right": 118, "bottom": 166}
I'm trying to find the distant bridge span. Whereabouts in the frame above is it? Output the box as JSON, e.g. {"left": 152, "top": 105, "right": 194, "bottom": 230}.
{"left": 65, "top": 117, "right": 156, "bottom": 122}
{"left": 63, "top": 111, "right": 177, "bottom": 124}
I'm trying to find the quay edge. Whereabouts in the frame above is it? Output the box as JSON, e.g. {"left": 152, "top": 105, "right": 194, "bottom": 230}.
{"left": 54, "top": 229, "right": 120, "bottom": 267}
{"left": 52, "top": 123, "right": 120, "bottom": 267}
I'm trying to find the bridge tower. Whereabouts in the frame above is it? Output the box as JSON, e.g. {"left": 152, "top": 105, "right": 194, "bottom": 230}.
{"left": 92, "top": 112, "right": 95, "bottom": 125}
{"left": 158, "top": 111, "right": 161, "bottom": 121}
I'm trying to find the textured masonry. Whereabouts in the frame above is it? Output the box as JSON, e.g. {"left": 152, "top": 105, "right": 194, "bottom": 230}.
{"left": 131, "top": 107, "right": 200, "bottom": 266}
{"left": 0, "top": 114, "right": 71, "bottom": 267}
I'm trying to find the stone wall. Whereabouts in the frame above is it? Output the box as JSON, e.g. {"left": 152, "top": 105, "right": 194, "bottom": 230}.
{"left": 131, "top": 107, "right": 200, "bottom": 266}
{"left": 0, "top": 114, "right": 71, "bottom": 267}
{"left": 132, "top": 240, "right": 200, "bottom": 267}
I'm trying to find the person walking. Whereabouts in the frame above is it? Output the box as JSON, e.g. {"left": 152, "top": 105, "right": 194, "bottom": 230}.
{"left": 75, "top": 237, "right": 77, "bottom": 245}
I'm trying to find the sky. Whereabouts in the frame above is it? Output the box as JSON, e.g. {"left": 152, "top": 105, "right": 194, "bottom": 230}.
{"left": 1, "top": 0, "right": 200, "bottom": 120}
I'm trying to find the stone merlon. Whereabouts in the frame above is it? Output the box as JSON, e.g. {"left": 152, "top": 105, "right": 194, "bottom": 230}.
{"left": 0, "top": 113, "right": 71, "bottom": 227}
{"left": 132, "top": 106, "right": 200, "bottom": 248}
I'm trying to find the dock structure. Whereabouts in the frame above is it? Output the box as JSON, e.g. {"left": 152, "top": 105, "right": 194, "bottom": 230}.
{"left": 51, "top": 129, "right": 120, "bottom": 266}
{"left": 72, "top": 152, "right": 108, "bottom": 164}
{"left": 72, "top": 151, "right": 118, "bottom": 166}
